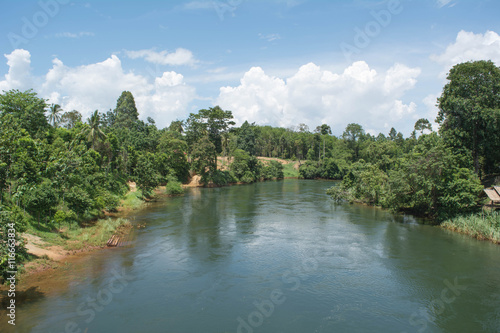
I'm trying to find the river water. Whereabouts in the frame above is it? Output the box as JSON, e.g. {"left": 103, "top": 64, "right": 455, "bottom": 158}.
{"left": 2, "top": 180, "right": 500, "bottom": 332}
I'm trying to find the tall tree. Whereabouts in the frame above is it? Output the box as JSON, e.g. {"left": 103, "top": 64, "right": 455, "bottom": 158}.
{"left": 342, "top": 123, "right": 365, "bottom": 161}
{"left": 315, "top": 124, "right": 332, "bottom": 136}
{"left": 414, "top": 118, "right": 432, "bottom": 135}
{"left": 237, "top": 121, "right": 256, "bottom": 156}
{"left": 47, "top": 104, "right": 63, "bottom": 128}
{"left": 185, "top": 106, "right": 235, "bottom": 154}
{"left": 84, "top": 110, "right": 107, "bottom": 149}
{"left": 437, "top": 60, "right": 500, "bottom": 176}
{"left": 114, "top": 91, "right": 139, "bottom": 128}
{"left": 60, "top": 110, "right": 82, "bottom": 129}
{"left": 0, "top": 89, "right": 49, "bottom": 138}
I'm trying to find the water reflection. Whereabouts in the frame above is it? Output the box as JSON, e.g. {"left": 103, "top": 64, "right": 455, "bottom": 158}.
{"left": 1, "top": 180, "right": 500, "bottom": 333}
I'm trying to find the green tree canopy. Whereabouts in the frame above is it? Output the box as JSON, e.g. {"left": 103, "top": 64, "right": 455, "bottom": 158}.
{"left": 437, "top": 60, "right": 500, "bottom": 176}
{"left": 114, "top": 91, "right": 139, "bottom": 128}
{"left": 59, "top": 110, "right": 82, "bottom": 129}
{"left": 237, "top": 121, "right": 256, "bottom": 156}
{"left": 0, "top": 89, "right": 49, "bottom": 138}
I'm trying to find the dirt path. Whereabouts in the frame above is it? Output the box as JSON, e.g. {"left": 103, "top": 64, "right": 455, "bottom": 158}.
{"left": 22, "top": 234, "right": 67, "bottom": 261}
{"left": 184, "top": 175, "right": 203, "bottom": 187}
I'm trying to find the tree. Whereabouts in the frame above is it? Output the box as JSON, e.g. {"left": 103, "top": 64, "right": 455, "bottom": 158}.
{"left": 169, "top": 120, "right": 184, "bottom": 133}
{"left": 135, "top": 153, "right": 160, "bottom": 198}
{"left": 185, "top": 106, "right": 235, "bottom": 154}
{"left": 342, "top": 123, "right": 364, "bottom": 161}
{"left": 191, "top": 135, "right": 217, "bottom": 182}
{"left": 0, "top": 89, "right": 49, "bottom": 138}
{"left": 315, "top": 124, "right": 332, "bottom": 136}
{"left": 437, "top": 60, "right": 500, "bottom": 176}
{"left": 237, "top": 121, "right": 256, "bottom": 156}
{"left": 47, "top": 104, "right": 63, "bottom": 128}
{"left": 114, "top": 91, "right": 139, "bottom": 128}
{"left": 414, "top": 118, "right": 432, "bottom": 135}
{"left": 60, "top": 110, "right": 82, "bottom": 129}
{"left": 84, "top": 110, "right": 107, "bottom": 149}
{"left": 385, "top": 134, "right": 483, "bottom": 220}
{"left": 23, "top": 180, "right": 58, "bottom": 226}
{"left": 388, "top": 127, "right": 397, "bottom": 141}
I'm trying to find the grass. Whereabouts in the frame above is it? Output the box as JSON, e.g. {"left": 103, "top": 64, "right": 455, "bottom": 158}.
{"left": 26, "top": 218, "right": 131, "bottom": 251}
{"left": 283, "top": 161, "right": 299, "bottom": 178}
{"left": 442, "top": 211, "right": 500, "bottom": 243}
{"left": 122, "top": 190, "right": 144, "bottom": 210}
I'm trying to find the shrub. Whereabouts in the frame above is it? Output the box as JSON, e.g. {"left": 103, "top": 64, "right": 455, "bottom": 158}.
{"left": 166, "top": 175, "right": 184, "bottom": 195}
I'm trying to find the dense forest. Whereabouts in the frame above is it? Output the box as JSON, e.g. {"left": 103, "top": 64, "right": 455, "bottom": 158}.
{"left": 0, "top": 60, "right": 499, "bottom": 282}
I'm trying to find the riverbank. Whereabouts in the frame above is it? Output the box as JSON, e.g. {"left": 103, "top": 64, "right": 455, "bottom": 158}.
{"left": 3, "top": 182, "right": 150, "bottom": 287}
{"left": 441, "top": 210, "right": 500, "bottom": 243}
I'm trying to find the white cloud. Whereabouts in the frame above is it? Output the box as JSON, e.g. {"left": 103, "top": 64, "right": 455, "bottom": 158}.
{"left": 216, "top": 61, "right": 422, "bottom": 135}
{"left": 125, "top": 48, "right": 198, "bottom": 66}
{"left": 0, "top": 49, "right": 196, "bottom": 128}
{"left": 436, "top": 0, "right": 453, "bottom": 8}
{"left": 55, "top": 32, "right": 95, "bottom": 38}
{"left": 430, "top": 30, "right": 500, "bottom": 75}
{"left": 423, "top": 93, "right": 440, "bottom": 131}
{"left": 0, "top": 49, "right": 33, "bottom": 92}
{"left": 259, "top": 33, "right": 281, "bottom": 42}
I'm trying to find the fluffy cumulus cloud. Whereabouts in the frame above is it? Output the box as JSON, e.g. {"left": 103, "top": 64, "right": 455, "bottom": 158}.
{"left": 125, "top": 48, "right": 197, "bottom": 66}
{"left": 0, "top": 49, "right": 33, "bottom": 92}
{"left": 431, "top": 30, "right": 500, "bottom": 75}
{"left": 0, "top": 49, "right": 196, "bottom": 128}
{"left": 216, "top": 61, "right": 421, "bottom": 134}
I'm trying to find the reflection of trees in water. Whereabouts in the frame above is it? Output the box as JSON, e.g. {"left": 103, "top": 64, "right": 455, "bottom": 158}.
{"left": 180, "top": 187, "right": 241, "bottom": 263}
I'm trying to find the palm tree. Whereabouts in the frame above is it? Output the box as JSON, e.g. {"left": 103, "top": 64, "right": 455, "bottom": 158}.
{"left": 47, "top": 104, "right": 63, "bottom": 128}
{"left": 84, "top": 110, "right": 107, "bottom": 149}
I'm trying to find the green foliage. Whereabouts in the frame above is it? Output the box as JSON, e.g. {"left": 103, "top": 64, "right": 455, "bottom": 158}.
{"left": 230, "top": 149, "right": 260, "bottom": 183}
{"left": 0, "top": 89, "right": 49, "bottom": 138}
{"left": 299, "top": 158, "right": 345, "bottom": 180}
{"left": 186, "top": 106, "right": 235, "bottom": 154}
{"left": 192, "top": 135, "right": 217, "bottom": 180}
{"left": 165, "top": 175, "right": 184, "bottom": 195}
{"left": 135, "top": 152, "right": 160, "bottom": 198}
{"left": 329, "top": 133, "right": 484, "bottom": 221}
{"left": 23, "top": 180, "right": 58, "bottom": 224}
{"left": 64, "top": 186, "right": 92, "bottom": 216}
{"left": 59, "top": 110, "right": 82, "bottom": 129}
{"left": 47, "top": 104, "right": 63, "bottom": 128}
{"left": 262, "top": 160, "right": 284, "bottom": 180}
{"left": 437, "top": 60, "right": 500, "bottom": 176}
{"left": 442, "top": 211, "right": 500, "bottom": 242}
{"left": 237, "top": 120, "right": 256, "bottom": 155}
{"left": 114, "top": 91, "right": 139, "bottom": 128}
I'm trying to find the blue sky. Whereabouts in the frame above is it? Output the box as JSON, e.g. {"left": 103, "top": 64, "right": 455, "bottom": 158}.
{"left": 1, "top": 0, "right": 500, "bottom": 135}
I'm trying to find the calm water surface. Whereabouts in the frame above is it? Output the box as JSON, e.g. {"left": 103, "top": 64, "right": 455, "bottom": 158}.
{"left": 2, "top": 180, "right": 500, "bottom": 332}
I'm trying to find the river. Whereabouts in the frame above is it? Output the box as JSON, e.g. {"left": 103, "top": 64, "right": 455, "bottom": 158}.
{"left": 2, "top": 180, "right": 500, "bottom": 332}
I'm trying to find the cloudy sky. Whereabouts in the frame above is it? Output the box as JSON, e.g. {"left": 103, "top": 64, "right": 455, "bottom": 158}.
{"left": 1, "top": 0, "right": 500, "bottom": 136}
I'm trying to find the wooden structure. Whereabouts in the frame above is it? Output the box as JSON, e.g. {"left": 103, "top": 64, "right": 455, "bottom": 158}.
{"left": 107, "top": 234, "right": 121, "bottom": 247}
{"left": 484, "top": 186, "right": 500, "bottom": 206}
